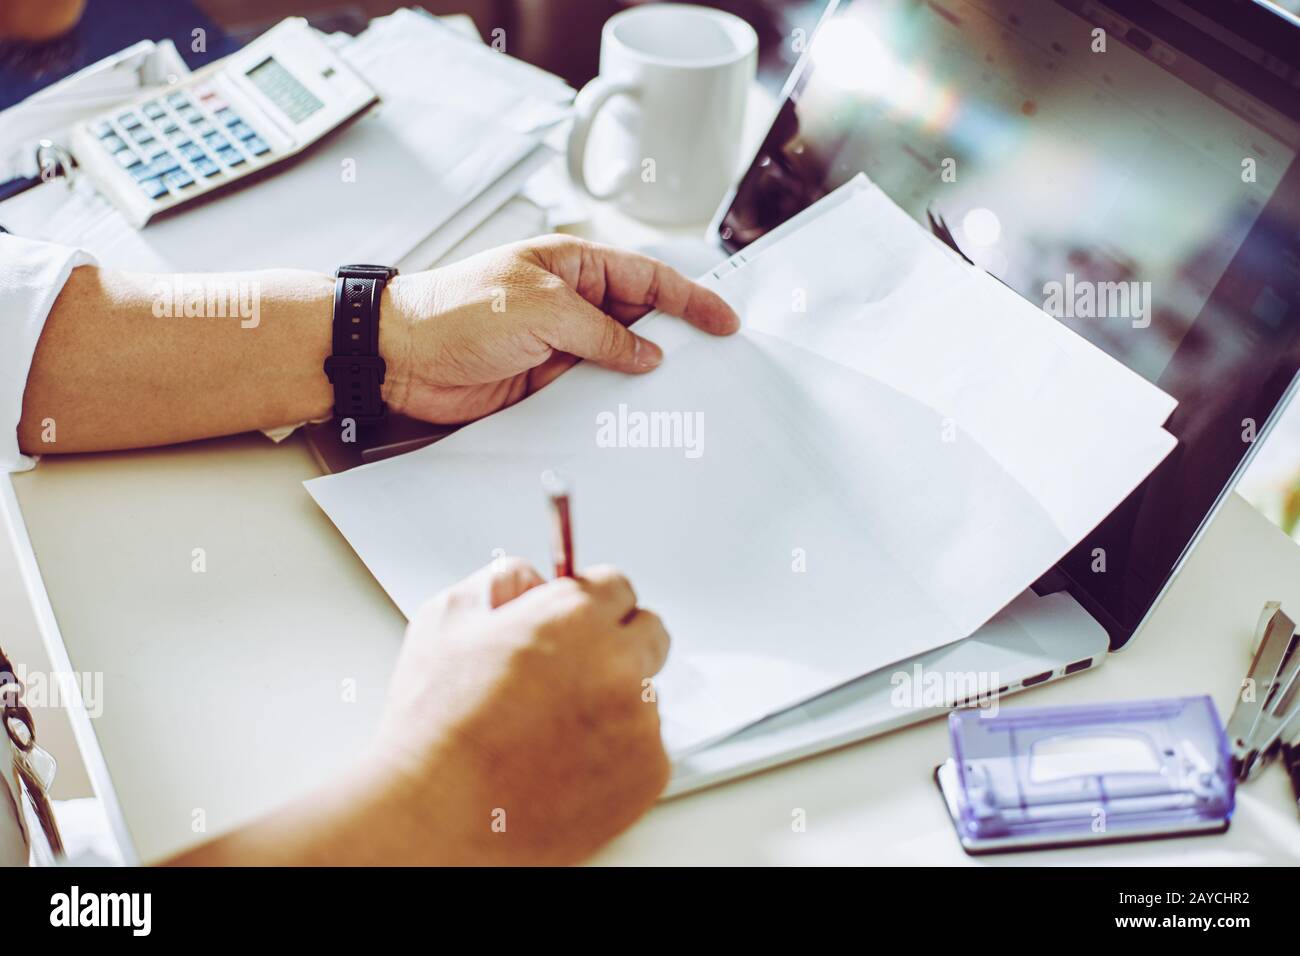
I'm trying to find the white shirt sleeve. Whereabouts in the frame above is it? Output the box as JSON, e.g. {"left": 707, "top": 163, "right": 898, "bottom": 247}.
{"left": 0, "top": 234, "right": 95, "bottom": 473}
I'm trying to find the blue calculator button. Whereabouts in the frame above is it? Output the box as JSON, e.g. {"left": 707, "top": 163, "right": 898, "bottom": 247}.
{"left": 130, "top": 161, "right": 157, "bottom": 181}
{"left": 229, "top": 122, "right": 256, "bottom": 141}
{"left": 166, "top": 130, "right": 190, "bottom": 146}
{"left": 194, "top": 157, "right": 220, "bottom": 178}
{"left": 179, "top": 142, "right": 205, "bottom": 161}
{"left": 244, "top": 136, "right": 271, "bottom": 157}
{"left": 115, "top": 149, "right": 141, "bottom": 169}
{"left": 163, "top": 170, "right": 195, "bottom": 190}
{"left": 91, "top": 120, "right": 114, "bottom": 138}
{"left": 138, "top": 177, "right": 169, "bottom": 200}
{"left": 142, "top": 101, "right": 166, "bottom": 120}
{"left": 216, "top": 108, "right": 239, "bottom": 126}
{"left": 101, "top": 134, "right": 127, "bottom": 153}
{"left": 146, "top": 141, "right": 169, "bottom": 160}
{"left": 203, "top": 132, "right": 229, "bottom": 151}
{"left": 117, "top": 112, "right": 143, "bottom": 129}
{"left": 166, "top": 92, "right": 189, "bottom": 108}
{"left": 216, "top": 147, "right": 246, "bottom": 167}
{"left": 191, "top": 121, "right": 215, "bottom": 138}
{"left": 181, "top": 108, "right": 203, "bottom": 124}
{"left": 151, "top": 153, "right": 181, "bottom": 174}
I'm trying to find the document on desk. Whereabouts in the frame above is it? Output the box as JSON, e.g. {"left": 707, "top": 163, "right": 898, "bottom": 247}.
{"left": 306, "top": 175, "right": 1177, "bottom": 757}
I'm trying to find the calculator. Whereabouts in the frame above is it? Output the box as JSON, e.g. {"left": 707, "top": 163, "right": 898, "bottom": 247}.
{"left": 71, "top": 18, "right": 379, "bottom": 229}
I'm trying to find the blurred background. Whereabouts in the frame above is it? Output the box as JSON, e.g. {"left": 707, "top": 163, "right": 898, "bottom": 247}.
{"left": 5, "top": 0, "right": 1298, "bottom": 93}
{"left": 0, "top": 0, "right": 825, "bottom": 107}
{"left": 205, "top": 0, "right": 826, "bottom": 90}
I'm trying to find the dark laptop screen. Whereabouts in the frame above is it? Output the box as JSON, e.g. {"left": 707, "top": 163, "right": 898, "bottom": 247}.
{"left": 717, "top": 0, "right": 1300, "bottom": 648}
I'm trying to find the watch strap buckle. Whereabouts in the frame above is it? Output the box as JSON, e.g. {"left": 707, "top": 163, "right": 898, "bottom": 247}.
{"left": 323, "top": 354, "right": 387, "bottom": 382}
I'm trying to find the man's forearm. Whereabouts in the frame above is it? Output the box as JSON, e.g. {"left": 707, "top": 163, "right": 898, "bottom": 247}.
{"left": 163, "top": 764, "right": 403, "bottom": 867}
{"left": 18, "top": 265, "right": 396, "bottom": 455}
{"left": 162, "top": 752, "right": 481, "bottom": 867}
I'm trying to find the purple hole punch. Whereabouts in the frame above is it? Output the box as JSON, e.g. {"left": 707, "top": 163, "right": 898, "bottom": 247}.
{"left": 936, "top": 696, "right": 1235, "bottom": 854}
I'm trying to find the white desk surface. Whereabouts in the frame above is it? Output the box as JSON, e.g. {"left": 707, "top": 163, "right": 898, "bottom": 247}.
{"left": 8, "top": 160, "right": 1300, "bottom": 866}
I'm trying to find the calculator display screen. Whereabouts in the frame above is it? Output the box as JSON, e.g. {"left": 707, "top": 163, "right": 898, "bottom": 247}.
{"left": 245, "top": 56, "right": 324, "bottom": 124}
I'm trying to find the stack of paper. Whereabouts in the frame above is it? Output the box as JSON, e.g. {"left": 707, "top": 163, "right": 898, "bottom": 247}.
{"left": 306, "top": 175, "right": 1177, "bottom": 756}
{"left": 337, "top": 9, "right": 574, "bottom": 267}
{"left": 346, "top": 10, "right": 572, "bottom": 137}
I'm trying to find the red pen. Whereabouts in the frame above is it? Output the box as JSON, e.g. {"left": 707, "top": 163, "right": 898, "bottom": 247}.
{"left": 541, "top": 469, "right": 574, "bottom": 578}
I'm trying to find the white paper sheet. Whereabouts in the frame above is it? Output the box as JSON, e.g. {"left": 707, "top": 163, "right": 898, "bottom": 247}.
{"left": 711, "top": 177, "right": 1180, "bottom": 539}
{"left": 306, "top": 178, "right": 1177, "bottom": 756}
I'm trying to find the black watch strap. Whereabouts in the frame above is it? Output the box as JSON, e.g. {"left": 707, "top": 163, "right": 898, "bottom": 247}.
{"left": 324, "top": 264, "right": 397, "bottom": 426}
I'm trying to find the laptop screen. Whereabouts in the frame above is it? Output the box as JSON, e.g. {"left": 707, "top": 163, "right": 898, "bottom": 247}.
{"left": 716, "top": 0, "right": 1300, "bottom": 648}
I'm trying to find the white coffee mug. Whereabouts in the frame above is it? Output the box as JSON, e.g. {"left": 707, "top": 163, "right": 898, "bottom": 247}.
{"left": 567, "top": 4, "right": 758, "bottom": 225}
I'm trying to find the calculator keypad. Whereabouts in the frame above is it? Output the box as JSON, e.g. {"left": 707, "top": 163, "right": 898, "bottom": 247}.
{"left": 90, "top": 85, "right": 274, "bottom": 204}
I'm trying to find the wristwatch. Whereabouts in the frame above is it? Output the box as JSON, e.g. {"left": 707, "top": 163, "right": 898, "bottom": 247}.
{"left": 323, "top": 264, "right": 398, "bottom": 426}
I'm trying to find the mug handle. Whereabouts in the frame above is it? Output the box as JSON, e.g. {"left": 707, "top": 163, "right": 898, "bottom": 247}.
{"left": 566, "top": 76, "right": 639, "bottom": 201}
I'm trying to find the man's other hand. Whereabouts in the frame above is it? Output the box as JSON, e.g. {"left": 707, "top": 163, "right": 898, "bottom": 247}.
{"left": 379, "top": 235, "right": 740, "bottom": 424}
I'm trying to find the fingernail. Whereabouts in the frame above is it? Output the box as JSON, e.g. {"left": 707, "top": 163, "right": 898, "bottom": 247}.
{"left": 635, "top": 338, "right": 663, "bottom": 368}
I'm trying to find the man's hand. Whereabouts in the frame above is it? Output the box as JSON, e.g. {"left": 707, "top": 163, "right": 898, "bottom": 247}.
{"left": 166, "top": 557, "right": 670, "bottom": 867}
{"left": 379, "top": 235, "right": 739, "bottom": 424}
{"left": 0, "top": 0, "right": 84, "bottom": 39}
{"left": 371, "top": 558, "right": 671, "bottom": 866}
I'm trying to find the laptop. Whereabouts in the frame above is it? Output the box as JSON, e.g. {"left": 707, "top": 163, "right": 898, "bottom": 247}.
{"left": 665, "top": 0, "right": 1300, "bottom": 794}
